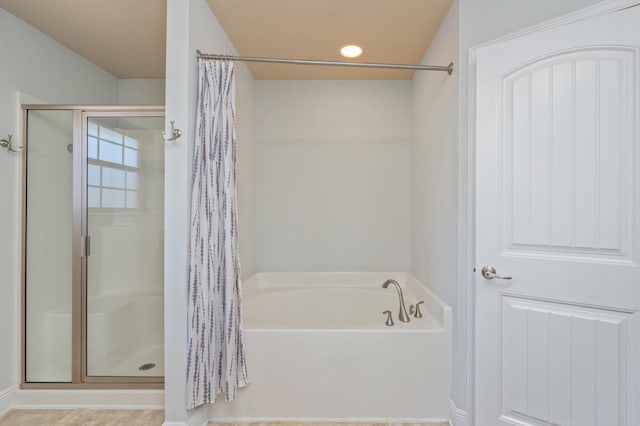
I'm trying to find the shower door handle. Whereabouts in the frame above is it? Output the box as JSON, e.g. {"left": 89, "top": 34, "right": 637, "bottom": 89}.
{"left": 81, "top": 235, "right": 91, "bottom": 257}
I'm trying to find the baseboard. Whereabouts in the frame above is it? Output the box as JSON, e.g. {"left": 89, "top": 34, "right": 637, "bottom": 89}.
{"left": 448, "top": 399, "right": 469, "bottom": 426}
{"left": 209, "top": 417, "right": 449, "bottom": 423}
{"left": 163, "top": 406, "right": 208, "bottom": 426}
{"left": 163, "top": 405, "right": 208, "bottom": 426}
{"left": 12, "top": 389, "right": 164, "bottom": 410}
{"left": 190, "top": 405, "right": 209, "bottom": 426}
{"left": 0, "top": 387, "right": 14, "bottom": 416}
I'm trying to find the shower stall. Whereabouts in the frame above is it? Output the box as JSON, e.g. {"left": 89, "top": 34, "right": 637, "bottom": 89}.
{"left": 21, "top": 106, "right": 165, "bottom": 388}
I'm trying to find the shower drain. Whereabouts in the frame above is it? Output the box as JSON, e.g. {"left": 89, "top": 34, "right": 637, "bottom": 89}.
{"left": 138, "top": 363, "right": 156, "bottom": 371}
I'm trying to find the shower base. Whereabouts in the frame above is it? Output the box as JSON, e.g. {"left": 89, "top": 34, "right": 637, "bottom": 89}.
{"left": 94, "top": 345, "right": 165, "bottom": 378}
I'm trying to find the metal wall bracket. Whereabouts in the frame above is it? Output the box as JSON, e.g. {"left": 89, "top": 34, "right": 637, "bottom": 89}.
{"left": 0, "top": 134, "right": 22, "bottom": 152}
{"left": 162, "top": 121, "right": 182, "bottom": 142}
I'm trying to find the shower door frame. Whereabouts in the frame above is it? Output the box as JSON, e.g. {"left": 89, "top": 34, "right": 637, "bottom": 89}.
{"left": 20, "top": 105, "right": 165, "bottom": 390}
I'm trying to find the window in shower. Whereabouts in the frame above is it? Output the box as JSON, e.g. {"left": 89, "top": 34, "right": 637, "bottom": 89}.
{"left": 87, "top": 121, "right": 141, "bottom": 209}
{"left": 22, "top": 106, "right": 165, "bottom": 388}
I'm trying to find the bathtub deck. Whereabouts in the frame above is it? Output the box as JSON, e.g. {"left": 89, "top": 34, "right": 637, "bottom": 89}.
{"left": 0, "top": 409, "right": 448, "bottom": 426}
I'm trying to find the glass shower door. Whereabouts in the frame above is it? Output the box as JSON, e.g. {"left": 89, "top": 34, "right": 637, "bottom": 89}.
{"left": 24, "top": 109, "right": 75, "bottom": 383}
{"left": 84, "top": 113, "right": 165, "bottom": 380}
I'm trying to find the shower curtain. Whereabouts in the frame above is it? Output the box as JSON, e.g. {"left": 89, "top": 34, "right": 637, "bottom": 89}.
{"left": 186, "top": 59, "right": 249, "bottom": 409}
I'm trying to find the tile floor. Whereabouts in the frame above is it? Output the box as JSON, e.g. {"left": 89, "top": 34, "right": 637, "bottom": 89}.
{"left": 212, "top": 423, "right": 449, "bottom": 426}
{"left": 0, "top": 409, "right": 164, "bottom": 425}
{"left": 0, "top": 410, "right": 449, "bottom": 426}
{"left": 209, "top": 422, "right": 449, "bottom": 426}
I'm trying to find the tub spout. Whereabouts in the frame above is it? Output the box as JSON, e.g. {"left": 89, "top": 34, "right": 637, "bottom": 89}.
{"left": 381, "top": 279, "right": 411, "bottom": 322}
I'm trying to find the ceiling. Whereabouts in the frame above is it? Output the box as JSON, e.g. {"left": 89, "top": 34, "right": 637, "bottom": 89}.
{"left": 0, "top": 0, "right": 453, "bottom": 80}
{"left": 207, "top": 0, "right": 453, "bottom": 80}
{"left": 0, "top": 0, "right": 166, "bottom": 79}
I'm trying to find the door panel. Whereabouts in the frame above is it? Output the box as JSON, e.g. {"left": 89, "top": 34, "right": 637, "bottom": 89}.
{"left": 500, "top": 296, "right": 630, "bottom": 426}
{"left": 503, "top": 48, "right": 635, "bottom": 261}
{"left": 476, "top": 5, "right": 640, "bottom": 425}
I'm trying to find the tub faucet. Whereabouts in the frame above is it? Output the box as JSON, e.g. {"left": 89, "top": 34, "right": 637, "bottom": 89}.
{"left": 381, "top": 279, "right": 411, "bottom": 322}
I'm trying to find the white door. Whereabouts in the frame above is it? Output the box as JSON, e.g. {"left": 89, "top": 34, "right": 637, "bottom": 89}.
{"left": 476, "top": 4, "right": 640, "bottom": 426}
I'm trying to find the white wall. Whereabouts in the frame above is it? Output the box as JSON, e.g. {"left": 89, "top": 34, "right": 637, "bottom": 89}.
{"left": 0, "top": 6, "right": 164, "bottom": 414}
{"left": 461, "top": 0, "right": 603, "bottom": 47}
{"left": 0, "top": 8, "right": 120, "bottom": 396}
{"left": 254, "top": 80, "right": 412, "bottom": 272}
{"left": 410, "top": 0, "right": 606, "bottom": 418}
{"left": 118, "top": 79, "right": 166, "bottom": 105}
{"left": 164, "top": 0, "right": 255, "bottom": 422}
{"left": 411, "top": 0, "right": 459, "bottom": 325}
{"left": 235, "top": 58, "right": 255, "bottom": 279}
{"left": 458, "top": 0, "right": 605, "bottom": 415}
{"left": 410, "top": 0, "right": 459, "bottom": 414}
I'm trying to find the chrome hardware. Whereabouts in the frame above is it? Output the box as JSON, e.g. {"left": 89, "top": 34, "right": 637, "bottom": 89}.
{"left": 481, "top": 266, "right": 512, "bottom": 280}
{"left": 383, "top": 310, "right": 394, "bottom": 327}
{"left": 196, "top": 50, "right": 454, "bottom": 75}
{"left": 413, "top": 301, "right": 424, "bottom": 318}
{"left": 0, "top": 134, "right": 22, "bottom": 152}
{"left": 80, "top": 235, "right": 91, "bottom": 257}
{"left": 162, "top": 121, "right": 182, "bottom": 142}
{"left": 381, "top": 279, "right": 411, "bottom": 322}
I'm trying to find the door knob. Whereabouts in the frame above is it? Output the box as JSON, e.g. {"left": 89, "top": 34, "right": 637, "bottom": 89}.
{"left": 481, "top": 266, "right": 512, "bottom": 280}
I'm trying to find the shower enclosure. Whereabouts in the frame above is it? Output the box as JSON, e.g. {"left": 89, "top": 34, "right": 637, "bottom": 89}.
{"left": 22, "top": 106, "right": 164, "bottom": 388}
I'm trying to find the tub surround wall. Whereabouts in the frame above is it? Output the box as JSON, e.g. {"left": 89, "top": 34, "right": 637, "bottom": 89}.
{"left": 254, "top": 80, "right": 412, "bottom": 273}
{"left": 235, "top": 52, "right": 256, "bottom": 279}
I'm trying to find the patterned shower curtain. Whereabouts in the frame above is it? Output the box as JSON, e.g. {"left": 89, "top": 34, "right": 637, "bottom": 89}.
{"left": 186, "top": 59, "right": 249, "bottom": 409}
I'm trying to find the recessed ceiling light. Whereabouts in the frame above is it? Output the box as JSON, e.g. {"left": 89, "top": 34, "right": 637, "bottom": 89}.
{"left": 340, "top": 45, "right": 363, "bottom": 59}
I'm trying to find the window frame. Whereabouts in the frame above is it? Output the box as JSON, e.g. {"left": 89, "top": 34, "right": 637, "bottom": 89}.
{"left": 86, "top": 119, "right": 142, "bottom": 210}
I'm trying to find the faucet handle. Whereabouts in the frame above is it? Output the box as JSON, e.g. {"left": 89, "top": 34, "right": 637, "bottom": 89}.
{"left": 382, "top": 310, "right": 394, "bottom": 327}
{"left": 414, "top": 301, "right": 424, "bottom": 318}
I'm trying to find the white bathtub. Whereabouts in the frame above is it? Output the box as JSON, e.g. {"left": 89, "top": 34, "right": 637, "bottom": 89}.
{"left": 210, "top": 272, "right": 452, "bottom": 423}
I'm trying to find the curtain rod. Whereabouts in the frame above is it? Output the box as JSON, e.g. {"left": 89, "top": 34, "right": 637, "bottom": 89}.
{"left": 196, "top": 50, "right": 453, "bottom": 75}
